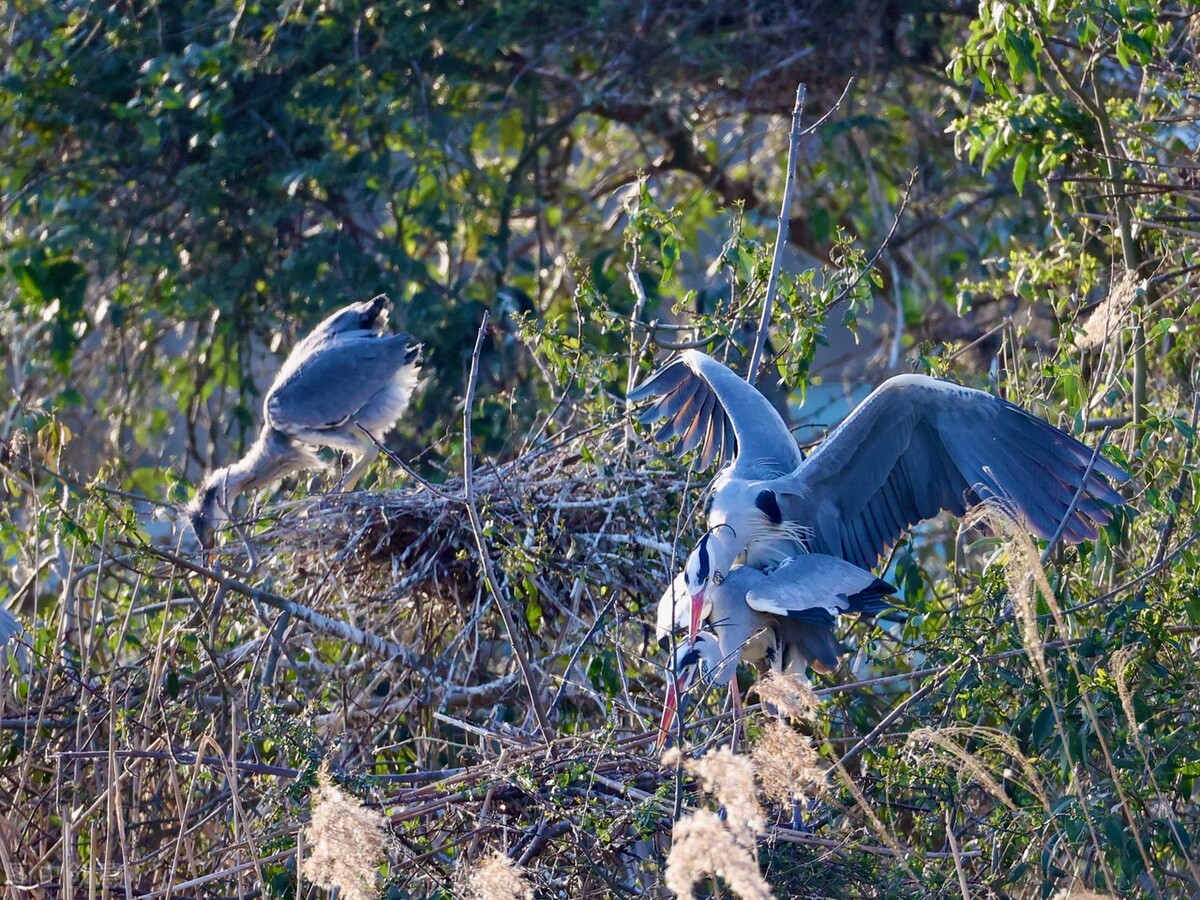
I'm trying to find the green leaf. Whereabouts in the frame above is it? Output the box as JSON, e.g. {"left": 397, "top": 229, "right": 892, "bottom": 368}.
{"left": 1013, "top": 145, "right": 1031, "bottom": 194}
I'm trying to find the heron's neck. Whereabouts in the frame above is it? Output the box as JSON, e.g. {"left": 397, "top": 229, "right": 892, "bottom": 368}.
{"left": 204, "top": 428, "right": 311, "bottom": 504}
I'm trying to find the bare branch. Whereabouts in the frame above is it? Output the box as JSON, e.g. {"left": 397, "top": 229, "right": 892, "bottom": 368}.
{"left": 748, "top": 82, "right": 806, "bottom": 383}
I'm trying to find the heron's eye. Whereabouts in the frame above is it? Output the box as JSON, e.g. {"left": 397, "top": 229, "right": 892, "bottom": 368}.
{"left": 711, "top": 570, "right": 724, "bottom": 586}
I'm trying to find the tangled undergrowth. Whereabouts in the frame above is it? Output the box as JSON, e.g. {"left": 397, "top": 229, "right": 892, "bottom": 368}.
{"left": 3, "top": 385, "right": 1199, "bottom": 899}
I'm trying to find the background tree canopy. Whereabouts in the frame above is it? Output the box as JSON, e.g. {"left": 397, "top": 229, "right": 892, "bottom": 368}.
{"left": 1, "top": 0, "right": 1199, "bottom": 897}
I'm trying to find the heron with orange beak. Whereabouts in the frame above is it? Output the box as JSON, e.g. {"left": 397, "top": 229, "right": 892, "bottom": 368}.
{"left": 630, "top": 350, "right": 1128, "bottom": 648}
{"left": 655, "top": 553, "right": 893, "bottom": 748}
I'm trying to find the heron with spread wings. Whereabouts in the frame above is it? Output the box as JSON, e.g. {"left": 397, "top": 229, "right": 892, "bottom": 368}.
{"left": 632, "top": 350, "right": 1128, "bottom": 643}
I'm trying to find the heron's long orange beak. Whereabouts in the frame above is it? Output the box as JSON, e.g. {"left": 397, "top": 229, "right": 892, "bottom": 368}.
{"left": 688, "top": 590, "right": 705, "bottom": 645}
{"left": 656, "top": 681, "right": 681, "bottom": 751}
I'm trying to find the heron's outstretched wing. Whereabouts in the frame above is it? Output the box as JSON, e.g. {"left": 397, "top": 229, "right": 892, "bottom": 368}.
{"left": 266, "top": 333, "right": 420, "bottom": 434}
{"left": 773, "top": 375, "right": 1128, "bottom": 570}
{"left": 745, "top": 554, "right": 895, "bottom": 620}
{"left": 628, "top": 350, "right": 803, "bottom": 479}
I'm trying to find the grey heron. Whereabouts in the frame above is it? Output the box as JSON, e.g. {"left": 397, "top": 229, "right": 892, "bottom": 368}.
{"left": 656, "top": 554, "right": 894, "bottom": 745}
{"left": 189, "top": 295, "right": 421, "bottom": 545}
{"left": 630, "top": 350, "right": 1128, "bottom": 639}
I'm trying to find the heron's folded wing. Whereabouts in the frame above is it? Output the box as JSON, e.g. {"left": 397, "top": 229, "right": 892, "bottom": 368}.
{"left": 266, "top": 333, "right": 420, "bottom": 433}
{"left": 746, "top": 554, "right": 895, "bottom": 620}
{"left": 628, "top": 350, "right": 803, "bottom": 479}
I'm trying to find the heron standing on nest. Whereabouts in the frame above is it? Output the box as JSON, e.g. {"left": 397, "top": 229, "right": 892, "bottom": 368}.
{"left": 188, "top": 295, "right": 421, "bottom": 546}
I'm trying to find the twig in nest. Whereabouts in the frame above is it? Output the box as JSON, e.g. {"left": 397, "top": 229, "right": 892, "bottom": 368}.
{"left": 354, "top": 422, "right": 462, "bottom": 502}
{"left": 136, "top": 543, "right": 416, "bottom": 664}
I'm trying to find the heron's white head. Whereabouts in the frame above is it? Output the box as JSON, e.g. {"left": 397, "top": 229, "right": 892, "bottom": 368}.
{"left": 656, "top": 632, "right": 724, "bottom": 749}
{"left": 682, "top": 526, "right": 740, "bottom": 641}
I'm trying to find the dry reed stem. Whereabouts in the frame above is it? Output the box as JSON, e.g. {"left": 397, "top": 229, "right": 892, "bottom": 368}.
{"left": 965, "top": 501, "right": 1161, "bottom": 893}
{"left": 907, "top": 728, "right": 1018, "bottom": 813}
{"left": 829, "top": 757, "right": 919, "bottom": 883}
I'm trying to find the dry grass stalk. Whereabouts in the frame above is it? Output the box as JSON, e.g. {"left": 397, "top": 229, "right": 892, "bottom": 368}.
{"left": 466, "top": 851, "right": 535, "bottom": 900}
{"left": 926, "top": 725, "right": 1051, "bottom": 814}
{"left": 907, "top": 727, "right": 1018, "bottom": 813}
{"left": 829, "top": 757, "right": 916, "bottom": 877}
{"left": 300, "top": 772, "right": 387, "bottom": 900}
{"left": 664, "top": 746, "right": 775, "bottom": 900}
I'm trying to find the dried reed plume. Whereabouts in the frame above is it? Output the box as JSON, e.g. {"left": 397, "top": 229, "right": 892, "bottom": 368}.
{"left": 300, "top": 772, "right": 387, "bottom": 900}
{"left": 1109, "top": 646, "right": 1143, "bottom": 755}
{"left": 752, "top": 719, "right": 827, "bottom": 806}
{"left": 965, "top": 500, "right": 1056, "bottom": 690}
{"left": 1075, "top": 269, "right": 1137, "bottom": 351}
{"left": 664, "top": 746, "right": 775, "bottom": 900}
{"left": 755, "top": 672, "right": 820, "bottom": 723}
{"left": 466, "top": 852, "right": 535, "bottom": 900}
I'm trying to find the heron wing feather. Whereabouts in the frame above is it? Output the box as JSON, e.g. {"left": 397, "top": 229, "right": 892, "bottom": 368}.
{"left": 770, "top": 375, "right": 1126, "bottom": 569}
{"left": 628, "top": 351, "right": 803, "bottom": 477}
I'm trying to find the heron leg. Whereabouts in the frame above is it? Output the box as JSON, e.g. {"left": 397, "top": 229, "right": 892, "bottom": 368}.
{"left": 336, "top": 443, "right": 380, "bottom": 491}
{"left": 730, "top": 677, "right": 744, "bottom": 751}
{"left": 790, "top": 797, "right": 807, "bottom": 832}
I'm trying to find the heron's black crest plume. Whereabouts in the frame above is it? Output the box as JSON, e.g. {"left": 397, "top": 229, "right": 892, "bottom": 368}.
{"left": 755, "top": 489, "right": 783, "bottom": 525}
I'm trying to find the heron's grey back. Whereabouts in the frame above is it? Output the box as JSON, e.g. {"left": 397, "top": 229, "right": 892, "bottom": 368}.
{"left": 266, "top": 333, "right": 419, "bottom": 435}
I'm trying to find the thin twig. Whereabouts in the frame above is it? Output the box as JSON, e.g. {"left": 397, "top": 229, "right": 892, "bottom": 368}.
{"left": 461, "top": 311, "right": 554, "bottom": 740}
{"left": 56, "top": 748, "right": 298, "bottom": 778}
{"left": 829, "top": 169, "right": 915, "bottom": 310}
{"left": 355, "top": 423, "right": 461, "bottom": 502}
{"left": 134, "top": 543, "right": 414, "bottom": 662}
{"left": 801, "top": 78, "right": 853, "bottom": 136}
{"left": 748, "top": 81, "right": 806, "bottom": 382}
{"left": 837, "top": 662, "right": 959, "bottom": 768}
